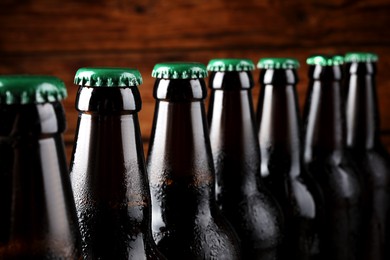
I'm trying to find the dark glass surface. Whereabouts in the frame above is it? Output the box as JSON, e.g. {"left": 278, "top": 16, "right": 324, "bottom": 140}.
{"left": 207, "top": 71, "right": 283, "bottom": 260}
{"left": 69, "top": 87, "right": 165, "bottom": 259}
{"left": 256, "top": 68, "right": 322, "bottom": 260}
{"left": 345, "top": 61, "right": 390, "bottom": 260}
{"left": 303, "top": 64, "right": 364, "bottom": 260}
{"left": 0, "top": 102, "right": 82, "bottom": 259}
{"left": 147, "top": 78, "right": 241, "bottom": 260}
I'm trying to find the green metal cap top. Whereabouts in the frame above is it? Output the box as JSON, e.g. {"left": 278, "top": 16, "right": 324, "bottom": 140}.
{"left": 152, "top": 62, "right": 208, "bottom": 79}
{"left": 345, "top": 52, "right": 378, "bottom": 63}
{"left": 306, "top": 55, "right": 344, "bottom": 66}
{"left": 257, "top": 58, "right": 300, "bottom": 69}
{"left": 0, "top": 75, "right": 67, "bottom": 105}
{"left": 74, "top": 67, "right": 142, "bottom": 87}
{"left": 207, "top": 58, "right": 255, "bottom": 72}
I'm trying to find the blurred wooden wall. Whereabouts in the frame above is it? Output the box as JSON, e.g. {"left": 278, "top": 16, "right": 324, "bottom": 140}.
{"left": 0, "top": 0, "right": 390, "bottom": 160}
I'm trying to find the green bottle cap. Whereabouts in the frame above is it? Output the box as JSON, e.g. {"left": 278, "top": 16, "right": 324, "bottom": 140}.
{"left": 207, "top": 58, "right": 255, "bottom": 72}
{"left": 74, "top": 67, "right": 142, "bottom": 87}
{"left": 345, "top": 52, "right": 378, "bottom": 63}
{"left": 306, "top": 55, "right": 344, "bottom": 66}
{"left": 0, "top": 75, "right": 67, "bottom": 105}
{"left": 257, "top": 58, "right": 300, "bottom": 69}
{"left": 152, "top": 62, "right": 208, "bottom": 79}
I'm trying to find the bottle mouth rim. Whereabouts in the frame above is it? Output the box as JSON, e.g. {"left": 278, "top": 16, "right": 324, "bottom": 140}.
{"left": 75, "top": 86, "right": 142, "bottom": 113}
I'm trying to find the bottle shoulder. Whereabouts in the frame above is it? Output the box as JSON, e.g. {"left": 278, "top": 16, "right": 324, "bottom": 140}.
{"left": 261, "top": 160, "right": 321, "bottom": 219}
{"left": 350, "top": 147, "right": 390, "bottom": 186}
{"left": 151, "top": 208, "right": 241, "bottom": 260}
{"left": 149, "top": 173, "right": 240, "bottom": 258}
{"left": 305, "top": 153, "right": 363, "bottom": 202}
{"left": 219, "top": 188, "right": 284, "bottom": 245}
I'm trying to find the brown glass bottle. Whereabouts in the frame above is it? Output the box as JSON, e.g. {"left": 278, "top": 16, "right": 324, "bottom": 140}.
{"left": 256, "top": 58, "right": 323, "bottom": 260}
{"left": 206, "top": 59, "right": 283, "bottom": 260}
{"left": 69, "top": 68, "right": 166, "bottom": 259}
{"left": 147, "top": 62, "right": 241, "bottom": 259}
{"left": 344, "top": 53, "right": 390, "bottom": 260}
{"left": 0, "top": 76, "right": 82, "bottom": 259}
{"left": 303, "top": 55, "right": 364, "bottom": 260}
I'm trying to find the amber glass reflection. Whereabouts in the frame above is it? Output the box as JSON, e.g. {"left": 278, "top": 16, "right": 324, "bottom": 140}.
{"left": 69, "top": 87, "right": 165, "bottom": 259}
{"left": 345, "top": 61, "right": 390, "bottom": 260}
{"left": 303, "top": 64, "right": 364, "bottom": 260}
{"left": 256, "top": 68, "right": 322, "bottom": 260}
{"left": 0, "top": 102, "right": 82, "bottom": 259}
{"left": 207, "top": 71, "right": 283, "bottom": 259}
{"left": 147, "top": 78, "right": 241, "bottom": 259}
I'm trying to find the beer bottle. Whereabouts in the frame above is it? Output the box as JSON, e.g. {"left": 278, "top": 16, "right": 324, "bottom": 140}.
{"left": 70, "top": 68, "right": 166, "bottom": 259}
{"left": 0, "top": 75, "right": 82, "bottom": 259}
{"left": 207, "top": 58, "right": 283, "bottom": 260}
{"left": 344, "top": 52, "right": 390, "bottom": 260}
{"left": 303, "top": 55, "right": 364, "bottom": 260}
{"left": 256, "top": 58, "right": 322, "bottom": 260}
{"left": 147, "top": 62, "right": 241, "bottom": 259}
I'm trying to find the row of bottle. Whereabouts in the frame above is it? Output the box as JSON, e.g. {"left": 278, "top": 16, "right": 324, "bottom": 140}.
{"left": 0, "top": 52, "right": 388, "bottom": 260}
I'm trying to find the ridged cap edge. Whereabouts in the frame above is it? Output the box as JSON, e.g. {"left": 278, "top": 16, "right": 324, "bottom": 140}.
{"left": 257, "top": 58, "right": 300, "bottom": 69}
{"left": 345, "top": 52, "right": 378, "bottom": 63}
{"left": 152, "top": 62, "right": 208, "bottom": 79}
{"left": 207, "top": 58, "right": 255, "bottom": 71}
{"left": 306, "top": 55, "right": 344, "bottom": 66}
{"left": 0, "top": 75, "right": 67, "bottom": 105}
{"left": 74, "top": 67, "right": 143, "bottom": 87}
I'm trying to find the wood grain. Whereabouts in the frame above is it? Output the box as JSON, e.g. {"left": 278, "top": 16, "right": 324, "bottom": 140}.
{"left": 0, "top": 0, "right": 389, "bottom": 53}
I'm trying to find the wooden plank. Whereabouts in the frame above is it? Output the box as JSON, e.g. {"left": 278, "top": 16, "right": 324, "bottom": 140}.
{"left": 0, "top": 0, "right": 389, "bottom": 53}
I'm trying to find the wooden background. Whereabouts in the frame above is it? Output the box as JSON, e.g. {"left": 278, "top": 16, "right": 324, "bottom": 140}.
{"left": 0, "top": 0, "right": 390, "bottom": 161}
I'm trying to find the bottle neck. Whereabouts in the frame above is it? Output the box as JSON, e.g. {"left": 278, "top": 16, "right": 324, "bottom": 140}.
{"left": 345, "top": 62, "right": 381, "bottom": 150}
{"left": 72, "top": 86, "right": 145, "bottom": 170}
{"left": 208, "top": 71, "right": 260, "bottom": 194}
{"left": 148, "top": 100, "right": 214, "bottom": 187}
{"left": 70, "top": 87, "right": 149, "bottom": 226}
{"left": 257, "top": 69, "right": 301, "bottom": 163}
{"left": 304, "top": 66, "right": 346, "bottom": 160}
{"left": 147, "top": 78, "right": 215, "bottom": 210}
{"left": 0, "top": 103, "right": 77, "bottom": 250}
